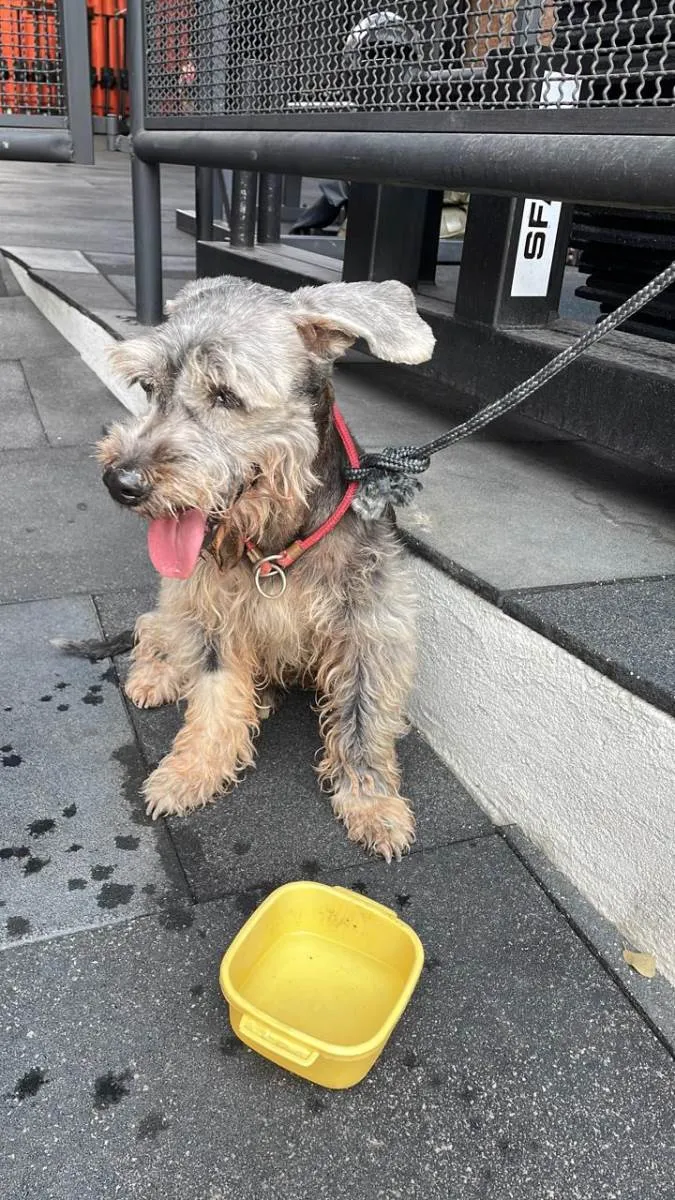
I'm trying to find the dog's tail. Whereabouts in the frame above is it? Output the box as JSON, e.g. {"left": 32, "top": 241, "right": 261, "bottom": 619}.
{"left": 50, "top": 631, "right": 134, "bottom": 661}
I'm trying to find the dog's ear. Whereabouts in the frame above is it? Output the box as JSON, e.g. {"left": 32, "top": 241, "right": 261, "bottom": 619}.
{"left": 291, "top": 280, "right": 435, "bottom": 363}
{"left": 107, "top": 335, "right": 166, "bottom": 389}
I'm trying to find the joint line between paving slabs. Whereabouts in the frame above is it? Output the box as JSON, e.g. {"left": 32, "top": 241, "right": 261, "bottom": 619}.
{"left": 499, "top": 827, "right": 675, "bottom": 1063}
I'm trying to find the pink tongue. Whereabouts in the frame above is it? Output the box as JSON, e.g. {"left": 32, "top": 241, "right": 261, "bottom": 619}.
{"left": 147, "top": 509, "right": 207, "bottom": 579}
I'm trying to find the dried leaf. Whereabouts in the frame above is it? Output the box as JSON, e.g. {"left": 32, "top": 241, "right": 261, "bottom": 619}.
{"left": 622, "top": 949, "right": 657, "bottom": 979}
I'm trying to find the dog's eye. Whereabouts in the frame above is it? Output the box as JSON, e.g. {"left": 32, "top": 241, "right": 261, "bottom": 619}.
{"left": 213, "top": 387, "right": 241, "bottom": 410}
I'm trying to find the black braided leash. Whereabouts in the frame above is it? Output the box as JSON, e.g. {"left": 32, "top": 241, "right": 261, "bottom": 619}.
{"left": 344, "top": 258, "right": 675, "bottom": 493}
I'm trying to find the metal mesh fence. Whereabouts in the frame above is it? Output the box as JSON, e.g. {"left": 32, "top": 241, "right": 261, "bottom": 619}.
{"left": 144, "top": 0, "right": 675, "bottom": 117}
{"left": 0, "top": 1, "right": 65, "bottom": 117}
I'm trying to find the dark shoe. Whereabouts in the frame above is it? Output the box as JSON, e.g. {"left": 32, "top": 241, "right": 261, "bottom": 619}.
{"left": 290, "top": 195, "right": 346, "bottom": 234}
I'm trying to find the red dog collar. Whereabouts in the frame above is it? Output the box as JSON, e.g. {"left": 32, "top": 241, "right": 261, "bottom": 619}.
{"left": 245, "top": 404, "right": 360, "bottom": 598}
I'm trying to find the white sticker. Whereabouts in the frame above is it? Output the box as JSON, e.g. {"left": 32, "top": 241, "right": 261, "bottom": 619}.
{"left": 510, "top": 199, "right": 563, "bottom": 298}
{"left": 540, "top": 72, "right": 582, "bottom": 108}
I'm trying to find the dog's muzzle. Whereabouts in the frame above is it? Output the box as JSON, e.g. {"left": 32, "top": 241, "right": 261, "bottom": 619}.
{"left": 103, "top": 466, "right": 150, "bottom": 507}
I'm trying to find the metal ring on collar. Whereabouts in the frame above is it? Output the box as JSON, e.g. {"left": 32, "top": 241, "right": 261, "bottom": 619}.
{"left": 254, "top": 556, "right": 287, "bottom": 598}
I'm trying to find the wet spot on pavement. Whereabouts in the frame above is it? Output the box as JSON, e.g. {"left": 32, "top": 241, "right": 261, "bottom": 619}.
{"left": 158, "top": 905, "right": 194, "bottom": 931}
{"left": 96, "top": 882, "right": 134, "bottom": 909}
{"left": 27, "top": 818, "right": 55, "bottom": 838}
{"left": 12, "top": 1067, "right": 48, "bottom": 1102}
{"left": 6, "top": 915, "right": 31, "bottom": 938}
{"left": 93, "top": 1068, "right": 132, "bottom": 1109}
{"left": 0, "top": 845, "right": 29, "bottom": 860}
{"left": 23, "top": 855, "right": 50, "bottom": 876}
{"left": 115, "top": 834, "right": 140, "bottom": 851}
{"left": 220, "top": 1035, "right": 240, "bottom": 1058}
{"left": 91, "top": 865, "right": 115, "bottom": 881}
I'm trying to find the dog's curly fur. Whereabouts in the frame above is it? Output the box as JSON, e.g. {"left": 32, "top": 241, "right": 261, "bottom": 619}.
{"left": 97, "top": 276, "right": 435, "bottom": 861}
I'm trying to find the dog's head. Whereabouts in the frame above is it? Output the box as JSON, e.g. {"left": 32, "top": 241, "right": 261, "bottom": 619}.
{"left": 97, "top": 276, "right": 434, "bottom": 578}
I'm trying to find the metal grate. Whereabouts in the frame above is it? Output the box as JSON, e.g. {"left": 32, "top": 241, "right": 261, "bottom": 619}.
{"left": 0, "top": 1, "right": 65, "bottom": 117}
{"left": 144, "top": 0, "right": 675, "bottom": 117}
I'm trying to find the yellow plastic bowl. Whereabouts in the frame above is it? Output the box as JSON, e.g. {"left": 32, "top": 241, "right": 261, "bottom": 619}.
{"left": 219, "top": 881, "right": 424, "bottom": 1089}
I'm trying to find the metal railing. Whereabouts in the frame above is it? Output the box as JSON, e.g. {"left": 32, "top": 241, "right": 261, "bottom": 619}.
{"left": 142, "top": 0, "right": 674, "bottom": 127}
{"left": 132, "top": 0, "right": 675, "bottom": 206}
{"left": 128, "top": 0, "right": 675, "bottom": 321}
{"left": 0, "top": 0, "right": 93, "bottom": 163}
{"left": 141, "top": 0, "right": 672, "bottom": 125}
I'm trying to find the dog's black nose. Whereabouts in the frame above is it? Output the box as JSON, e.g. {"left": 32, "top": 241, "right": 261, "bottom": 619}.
{"left": 103, "top": 466, "right": 149, "bottom": 507}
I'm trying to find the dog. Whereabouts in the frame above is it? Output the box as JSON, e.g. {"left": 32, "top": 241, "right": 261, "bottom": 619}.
{"left": 95, "top": 276, "right": 435, "bottom": 861}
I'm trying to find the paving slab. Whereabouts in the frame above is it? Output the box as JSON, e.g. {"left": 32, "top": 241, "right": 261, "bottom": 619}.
{"left": 0, "top": 296, "right": 77, "bottom": 361}
{"left": 21, "top": 354, "right": 125, "bottom": 448}
{"left": 0, "top": 253, "right": 23, "bottom": 297}
{"left": 86, "top": 251, "right": 197, "bottom": 276}
{"left": 0, "top": 360, "right": 46, "bottom": 449}
{"left": 1, "top": 838, "right": 674, "bottom": 1200}
{"left": 0, "top": 448, "right": 157, "bottom": 602}
{"left": 503, "top": 575, "right": 675, "bottom": 716}
{"left": 94, "top": 589, "right": 493, "bottom": 898}
{"left": 3, "top": 247, "right": 98, "bottom": 273}
{"left": 0, "top": 597, "right": 188, "bottom": 947}
{"left": 335, "top": 363, "right": 675, "bottom": 589}
{"left": 107, "top": 272, "right": 192, "bottom": 307}
{"left": 37, "top": 268, "right": 132, "bottom": 314}
{"left": 505, "top": 827, "right": 675, "bottom": 1054}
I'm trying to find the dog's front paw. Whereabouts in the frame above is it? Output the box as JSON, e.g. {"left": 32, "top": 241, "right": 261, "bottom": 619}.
{"left": 336, "top": 793, "right": 416, "bottom": 863}
{"left": 143, "top": 757, "right": 216, "bottom": 819}
{"left": 125, "top": 663, "right": 181, "bottom": 709}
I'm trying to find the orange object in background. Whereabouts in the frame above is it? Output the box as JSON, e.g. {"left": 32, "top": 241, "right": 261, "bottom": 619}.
{"left": 0, "top": 1, "right": 127, "bottom": 122}
{"left": 88, "top": 0, "right": 128, "bottom": 121}
{"left": 0, "top": 1, "right": 62, "bottom": 117}
{"left": 88, "top": 2, "right": 105, "bottom": 117}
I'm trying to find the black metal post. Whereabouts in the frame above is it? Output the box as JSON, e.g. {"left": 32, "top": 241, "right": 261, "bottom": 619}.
{"left": 418, "top": 191, "right": 444, "bottom": 284}
{"left": 455, "top": 195, "right": 572, "bottom": 328}
{"left": 132, "top": 157, "right": 163, "bottom": 324}
{"left": 342, "top": 183, "right": 429, "bottom": 286}
{"left": 216, "top": 170, "right": 231, "bottom": 226}
{"left": 127, "top": 0, "right": 163, "bottom": 323}
{"left": 195, "top": 166, "right": 214, "bottom": 241}
{"left": 281, "top": 174, "right": 303, "bottom": 222}
{"left": 230, "top": 171, "right": 257, "bottom": 248}
{"left": 60, "top": 0, "right": 94, "bottom": 164}
{"left": 257, "top": 173, "right": 282, "bottom": 244}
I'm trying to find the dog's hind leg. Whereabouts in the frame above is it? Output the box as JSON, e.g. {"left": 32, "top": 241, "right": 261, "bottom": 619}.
{"left": 316, "top": 605, "right": 416, "bottom": 862}
{"left": 143, "top": 643, "right": 258, "bottom": 818}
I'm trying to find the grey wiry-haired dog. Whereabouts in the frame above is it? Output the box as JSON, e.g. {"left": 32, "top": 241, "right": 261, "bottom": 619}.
{"left": 97, "top": 276, "right": 435, "bottom": 861}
